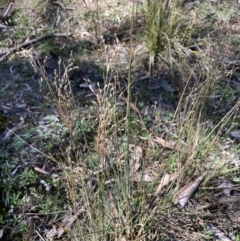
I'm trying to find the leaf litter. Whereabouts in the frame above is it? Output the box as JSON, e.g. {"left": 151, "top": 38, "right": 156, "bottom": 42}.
{"left": 0, "top": 1, "right": 240, "bottom": 240}
{"left": 176, "top": 175, "right": 204, "bottom": 207}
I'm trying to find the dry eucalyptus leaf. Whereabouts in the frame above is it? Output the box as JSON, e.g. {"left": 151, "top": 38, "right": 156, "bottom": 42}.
{"left": 228, "top": 210, "right": 240, "bottom": 223}
{"left": 154, "top": 136, "right": 181, "bottom": 152}
{"left": 34, "top": 166, "right": 50, "bottom": 176}
{"left": 11, "top": 165, "right": 21, "bottom": 176}
{"left": 160, "top": 79, "right": 176, "bottom": 92}
{"left": 58, "top": 206, "right": 85, "bottom": 238}
{"left": 15, "top": 103, "right": 27, "bottom": 108}
{"left": 0, "top": 228, "right": 4, "bottom": 239}
{"left": 134, "top": 146, "right": 143, "bottom": 161}
{"left": 207, "top": 225, "right": 232, "bottom": 241}
{"left": 141, "top": 172, "right": 155, "bottom": 182}
{"left": 108, "top": 191, "right": 120, "bottom": 231}
{"left": 40, "top": 180, "right": 51, "bottom": 192}
{"left": 46, "top": 225, "right": 58, "bottom": 238}
{"left": 23, "top": 83, "right": 32, "bottom": 91}
{"left": 230, "top": 129, "right": 240, "bottom": 140}
{"left": 79, "top": 82, "right": 96, "bottom": 89}
{"left": 217, "top": 178, "right": 235, "bottom": 196}
{"left": 1, "top": 104, "right": 13, "bottom": 110}
{"left": 155, "top": 173, "right": 177, "bottom": 195}
{"left": 0, "top": 24, "right": 7, "bottom": 29}
{"left": 133, "top": 161, "right": 161, "bottom": 182}
{"left": 129, "top": 146, "right": 143, "bottom": 176}
{"left": 147, "top": 82, "right": 162, "bottom": 90}
{"left": 119, "top": 96, "right": 140, "bottom": 115}
{"left": 10, "top": 220, "right": 27, "bottom": 237}
{"left": 214, "top": 196, "right": 240, "bottom": 204}
{"left": 177, "top": 175, "right": 204, "bottom": 207}
{"left": 138, "top": 136, "right": 149, "bottom": 141}
{"left": 133, "top": 170, "right": 156, "bottom": 182}
{"left": 141, "top": 105, "right": 149, "bottom": 116}
{"left": 2, "top": 117, "right": 24, "bottom": 140}
{"left": 195, "top": 204, "right": 211, "bottom": 210}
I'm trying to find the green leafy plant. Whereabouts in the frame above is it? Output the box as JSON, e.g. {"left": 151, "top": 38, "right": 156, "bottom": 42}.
{"left": 19, "top": 168, "right": 38, "bottom": 188}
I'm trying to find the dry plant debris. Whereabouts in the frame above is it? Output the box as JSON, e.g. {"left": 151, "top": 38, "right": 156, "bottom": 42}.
{"left": 0, "top": 0, "right": 240, "bottom": 240}
{"left": 176, "top": 175, "right": 204, "bottom": 207}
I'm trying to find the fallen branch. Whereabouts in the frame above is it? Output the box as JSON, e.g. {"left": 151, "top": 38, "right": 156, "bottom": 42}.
{"left": 0, "top": 32, "right": 72, "bottom": 57}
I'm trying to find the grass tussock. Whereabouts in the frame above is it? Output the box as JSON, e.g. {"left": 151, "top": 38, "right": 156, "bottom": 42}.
{"left": 144, "top": 0, "right": 192, "bottom": 56}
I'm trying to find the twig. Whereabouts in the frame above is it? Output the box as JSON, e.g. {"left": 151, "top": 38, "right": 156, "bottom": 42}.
{"left": 2, "top": 2, "right": 13, "bottom": 18}
{"left": 25, "top": 217, "right": 34, "bottom": 241}
{"left": 35, "top": 230, "right": 45, "bottom": 241}
{"left": 53, "top": 1, "right": 65, "bottom": 10}
{"left": 0, "top": 32, "right": 72, "bottom": 57}
{"left": 52, "top": 1, "right": 74, "bottom": 10}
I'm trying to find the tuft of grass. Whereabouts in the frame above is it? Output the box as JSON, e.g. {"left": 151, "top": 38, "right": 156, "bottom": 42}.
{"left": 143, "top": 0, "right": 190, "bottom": 56}
{"left": 28, "top": 1, "right": 239, "bottom": 239}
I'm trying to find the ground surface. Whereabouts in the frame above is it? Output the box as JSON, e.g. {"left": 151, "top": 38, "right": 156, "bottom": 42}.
{"left": 0, "top": 0, "right": 240, "bottom": 240}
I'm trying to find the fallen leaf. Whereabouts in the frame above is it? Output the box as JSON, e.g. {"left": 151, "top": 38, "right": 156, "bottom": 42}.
{"left": 10, "top": 220, "right": 27, "bottom": 237}
{"left": 15, "top": 103, "right": 27, "bottom": 108}
{"left": 195, "top": 204, "right": 211, "bottom": 210}
{"left": 2, "top": 117, "right": 24, "bottom": 140}
{"left": 0, "top": 228, "right": 4, "bottom": 238}
{"left": 0, "top": 104, "right": 12, "bottom": 110}
{"left": 141, "top": 105, "right": 149, "bottom": 116}
{"left": 228, "top": 210, "right": 240, "bottom": 223}
{"left": 79, "top": 82, "right": 96, "bottom": 89}
{"left": 177, "top": 175, "right": 204, "bottom": 207}
{"left": 141, "top": 172, "right": 155, "bottom": 182}
{"left": 58, "top": 206, "right": 85, "bottom": 238}
{"left": 0, "top": 52, "right": 9, "bottom": 61}
{"left": 154, "top": 136, "right": 182, "bottom": 152}
{"left": 40, "top": 180, "right": 51, "bottom": 192}
{"left": 133, "top": 161, "right": 161, "bottom": 182}
{"left": 25, "top": 217, "right": 34, "bottom": 241}
{"left": 147, "top": 82, "right": 162, "bottom": 90}
{"left": 138, "top": 136, "right": 149, "bottom": 141}
{"left": 23, "top": 83, "right": 32, "bottom": 91}
{"left": 46, "top": 225, "right": 58, "bottom": 238}
{"left": 119, "top": 96, "right": 141, "bottom": 115}
{"left": 217, "top": 178, "right": 235, "bottom": 196}
{"left": 34, "top": 166, "right": 51, "bottom": 176}
{"left": 155, "top": 173, "right": 177, "bottom": 195}
{"left": 214, "top": 196, "right": 240, "bottom": 204}
{"left": 206, "top": 225, "right": 232, "bottom": 241}
{"left": 133, "top": 170, "right": 156, "bottom": 182}
{"left": 11, "top": 165, "right": 21, "bottom": 176}
{"left": 129, "top": 145, "right": 143, "bottom": 176}
{"left": 108, "top": 191, "right": 120, "bottom": 231}
{"left": 160, "top": 79, "right": 176, "bottom": 92}
{"left": 230, "top": 129, "right": 240, "bottom": 141}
